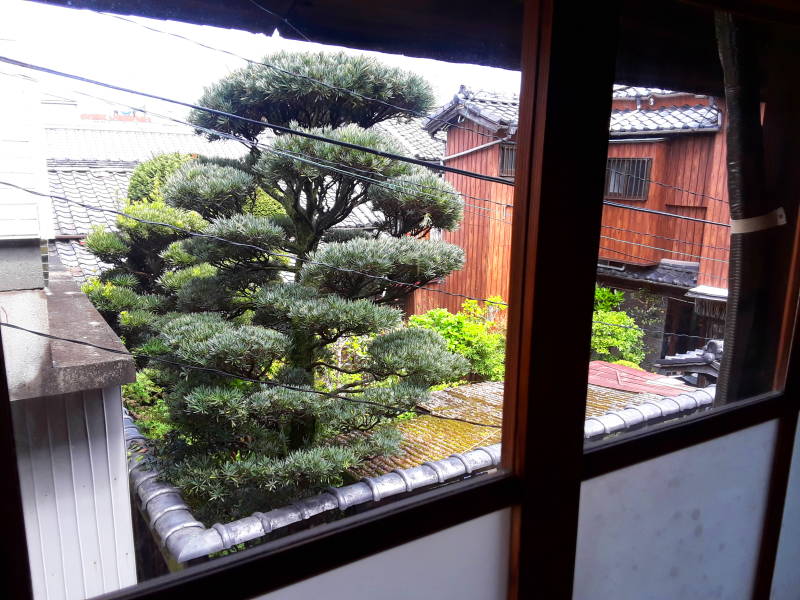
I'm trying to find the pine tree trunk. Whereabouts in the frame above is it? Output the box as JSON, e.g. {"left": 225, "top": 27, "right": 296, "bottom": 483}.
{"left": 286, "top": 332, "right": 318, "bottom": 450}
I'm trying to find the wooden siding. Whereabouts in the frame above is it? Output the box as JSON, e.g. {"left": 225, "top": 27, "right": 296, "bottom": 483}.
{"left": 408, "top": 124, "right": 514, "bottom": 315}
{"left": 601, "top": 133, "right": 730, "bottom": 290}
{"left": 408, "top": 102, "right": 731, "bottom": 316}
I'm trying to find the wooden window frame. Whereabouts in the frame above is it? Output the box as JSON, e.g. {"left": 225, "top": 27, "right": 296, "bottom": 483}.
{"left": 3, "top": 2, "right": 800, "bottom": 600}
{"left": 604, "top": 157, "right": 652, "bottom": 200}
{"left": 499, "top": 143, "right": 517, "bottom": 179}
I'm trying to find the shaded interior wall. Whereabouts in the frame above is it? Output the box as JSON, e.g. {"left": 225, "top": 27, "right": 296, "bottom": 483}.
{"left": 574, "top": 420, "right": 777, "bottom": 598}
{"left": 256, "top": 509, "right": 511, "bottom": 600}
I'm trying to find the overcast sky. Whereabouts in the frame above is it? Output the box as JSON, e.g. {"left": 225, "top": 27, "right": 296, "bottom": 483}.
{"left": 1, "top": 0, "right": 521, "bottom": 121}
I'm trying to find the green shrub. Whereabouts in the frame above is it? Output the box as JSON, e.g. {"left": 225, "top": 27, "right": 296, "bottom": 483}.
{"left": 591, "top": 309, "right": 645, "bottom": 365}
{"left": 128, "top": 153, "right": 193, "bottom": 203}
{"left": 409, "top": 299, "right": 506, "bottom": 382}
{"left": 122, "top": 369, "right": 172, "bottom": 440}
{"left": 594, "top": 285, "right": 625, "bottom": 311}
{"left": 83, "top": 52, "right": 469, "bottom": 525}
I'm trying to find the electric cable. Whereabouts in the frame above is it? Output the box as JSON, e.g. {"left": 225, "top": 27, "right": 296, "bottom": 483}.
{"left": 0, "top": 321, "right": 500, "bottom": 428}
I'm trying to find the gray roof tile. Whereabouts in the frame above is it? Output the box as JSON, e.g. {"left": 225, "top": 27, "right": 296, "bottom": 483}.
{"left": 374, "top": 117, "right": 446, "bottom": 161}
{"left": 49, "top": 166, "right": 127, "bottom": 236}
{"left": 612, "top": 85, "right": 682, "bottom": 98}
{"left": 609, "top": 104, "right": 720, "bottom": 135}
{"left": 597, "top": 258, "right": 699, "bottom": 289}
{"left": 427, "top": 88, "right": 720, "bottom": 136}
{"left": 50, "top": 240, "right": 110, "bottom": 283}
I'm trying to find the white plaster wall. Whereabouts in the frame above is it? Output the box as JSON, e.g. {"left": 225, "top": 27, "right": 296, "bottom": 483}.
{"left": 770, "top": 414, "right": 800, "bottom": 600}
{"left": 12, "top": 386, "right": 136, "bottom": 600}
{"left": 574, "top": 420, "right": 778, "bottom": 600}
{"left": 252, "top": 509, "right": 511, "bottom": 600}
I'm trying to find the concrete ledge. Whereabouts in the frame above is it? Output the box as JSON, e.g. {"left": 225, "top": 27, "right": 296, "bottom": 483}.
{"left": 1, "top": 262, "right": 135, "bottom": 400}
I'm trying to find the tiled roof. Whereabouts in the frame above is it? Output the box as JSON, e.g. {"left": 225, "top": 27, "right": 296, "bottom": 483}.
{"left": 456, "top": 90, "right": 520, "bottom": 126}
{"left": 597, "top": 258, "right": 699, "bottom": 289}
{"left": 336, "top": 203, "right": 381, "bottom": 229}
{"left": 45, "top": 127, "right": 247, "bottom": 162}
{"left": 356, "top": 363, "right": 696, "bottom": 476}
{"left": 49, "top": 164, "right": 128, "bottom": 236}
{"left": 427, "top": 87, "right": 720, "bottom": 136}
{"left": 353, "top": 382, "right": 503, "bottom": 478}
{"left": 50, "top": 240, "right": 110, "bottom": 283}
{"left": 425, "top": 89, "right": 520, "bottom": 136}
{"left": 612, "top": 85, "right": 681, "bottom": 98}
{"left": 374, "top": 117, "right": 446, "bottom": 161}
{"left": 609, "top": 104, "right": 720, "bottom": 135}
{"left": 654, "top": 340, "right": 723, "bottom": 377}
{"left": 587, "top": 360, "right": 695, "bottom": 397}
{"left": 585, "top": 384, "right": 660, "bottom": 418}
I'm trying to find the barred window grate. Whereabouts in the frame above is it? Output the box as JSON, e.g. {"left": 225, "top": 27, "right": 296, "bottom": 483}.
{"left": 605, "top": 157, "right": 652, "bottom": 200}
{"left": 499, "top": 143, "right": 516, "bottom": 178}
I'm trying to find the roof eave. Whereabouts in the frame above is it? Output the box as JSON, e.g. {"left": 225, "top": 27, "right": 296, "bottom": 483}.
{"left": 609, "top": 125, "right": 720, "bottom": 137}
{"left": 425, "top": 104, "right": 516, "bottom": 136}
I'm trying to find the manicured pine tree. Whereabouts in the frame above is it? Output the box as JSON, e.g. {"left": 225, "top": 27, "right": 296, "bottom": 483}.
{"left": 87, "top": 50, "right": 469, "bottom": 524}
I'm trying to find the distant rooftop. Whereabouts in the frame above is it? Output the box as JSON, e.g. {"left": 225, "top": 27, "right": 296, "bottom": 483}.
{"left": 425, "top": 86, "right": 720, "bottom": 136}
{"left": 611, "top": 85, "right": 692, "bottom": 99}
{"left": 597, "top": 258, "right": 699, "bottom": 290}
{"left": 374, "top": 117, "right": 446, "bottom": 162}
{"left": 45, "top": 126, "right": 247, "bottom": 163}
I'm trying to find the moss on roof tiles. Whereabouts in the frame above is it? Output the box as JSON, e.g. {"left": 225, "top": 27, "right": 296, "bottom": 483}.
{"left": 353, "top": 371, "right": 684, "bottom": 477}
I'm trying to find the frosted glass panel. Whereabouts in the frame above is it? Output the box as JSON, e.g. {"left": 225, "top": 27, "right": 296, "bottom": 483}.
{"left": 575, "top": 420, "right": 777, "bottom": 600}
{"left": 770, "top": 414, "right": 800, "bottom": 600}
{"left": 253, "top": 509, "right": 510, "bottom": 600}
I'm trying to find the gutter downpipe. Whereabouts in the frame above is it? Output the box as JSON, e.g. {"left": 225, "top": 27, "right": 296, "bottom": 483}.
{"left": 714, "top": 12, "right": 769, "bottom": 403}
{"left": 440, "top": 136, "right": 511, "bottom": 163}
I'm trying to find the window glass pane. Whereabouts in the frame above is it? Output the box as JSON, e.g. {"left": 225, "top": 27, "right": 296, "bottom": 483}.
{"left": 0, "top": 1, "right": 520, "bottom": 596}
{"left": 575, "top": 420, "right": 778, "bottom": 598}
{"left": 587, "top": 82, "right": 733, "bottom": 436}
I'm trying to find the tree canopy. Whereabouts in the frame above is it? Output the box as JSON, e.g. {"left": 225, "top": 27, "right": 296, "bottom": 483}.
{"left": 85, "top": 51, "right": 469, "bottom": 524}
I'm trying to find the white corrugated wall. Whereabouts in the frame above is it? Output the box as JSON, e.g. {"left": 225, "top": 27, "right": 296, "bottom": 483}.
{"left": 12, "top": 386, "right": 136, "bottom": 600}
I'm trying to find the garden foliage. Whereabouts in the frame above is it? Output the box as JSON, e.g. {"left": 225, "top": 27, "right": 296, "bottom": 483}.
{"left": 409, "top": 298, "right": 506, "bottom": 382}
{"left": 591, "top": 286, "right": 645, "bottom": 365}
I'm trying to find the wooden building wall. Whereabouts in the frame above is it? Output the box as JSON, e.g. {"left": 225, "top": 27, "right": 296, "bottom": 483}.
{"left": 601, "top": 132, "right": 730, "bottom": 290}
{"left": 407, "top": 124, "right": 514, "bottom": 315}
{"left": 407, "top": 98, "right": 731, "bottom": 316}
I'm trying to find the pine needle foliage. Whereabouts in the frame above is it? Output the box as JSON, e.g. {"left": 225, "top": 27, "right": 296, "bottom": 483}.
{"left": 190, "top": 50, "right": 435, "bottom": 141}
{"left": 86, "top": 51, "right": 470, "bottom": 525}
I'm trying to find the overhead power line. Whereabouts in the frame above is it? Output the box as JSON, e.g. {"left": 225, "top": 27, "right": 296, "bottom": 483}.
{"left": 600, "top": 224, "right": 731, "bottom": 252}
{"left": 0, "top": 56, "right": 514, "bottom": 187}
{"left": 2, "top": 69, "right": 725, "bottom": 223}
{"left": 603, "top": 201, "right": 731, "bottom": 227}
{"left": 599, "top": 235, "right": 729, "bottom": 263}
{"left": 605, "top": 166, "right": 728, "bottom": 204}
{"left": 598, "top": 245, "right": 729, "bottom": 284}
{"left": 1, "top": 180, "right": 512, "bottom": 306}
{"left": 0, "top": 321, "right": 500, "bottom": 429}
